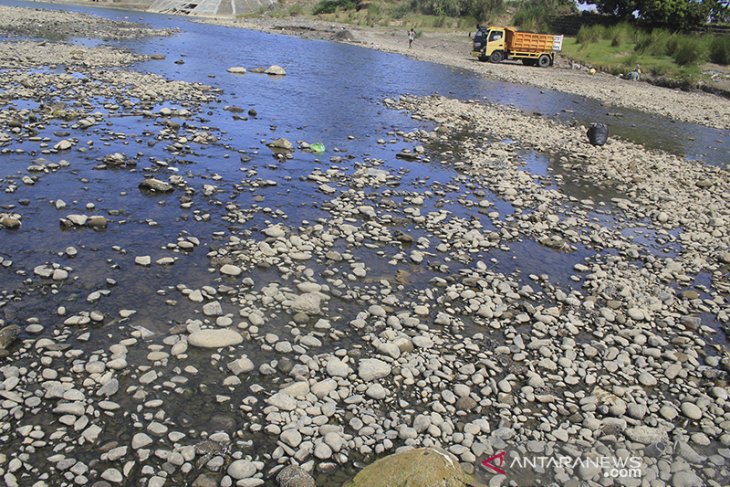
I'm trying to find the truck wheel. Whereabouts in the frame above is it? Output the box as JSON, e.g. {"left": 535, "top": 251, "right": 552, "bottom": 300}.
{"left": 537, "top": 55, "right": 551, "bottom": 68}
{"left": 489, "top": 51, "right": 503, "bottom": 63}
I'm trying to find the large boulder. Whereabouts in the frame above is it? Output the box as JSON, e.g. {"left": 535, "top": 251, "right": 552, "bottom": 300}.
{"left": 344, "top": 448, "right": 472, "bottom": 487}
{"left": 0, "top": 325, "right": 20, "bottom": 350}
{"left": 276, "top": 465, "right": 315, "bottom": 487}
{"left": 265, "top": 65, "right": 286, "bottom": 76}
{"left": 139, "top": 178, "right": 173, "bottom": 193}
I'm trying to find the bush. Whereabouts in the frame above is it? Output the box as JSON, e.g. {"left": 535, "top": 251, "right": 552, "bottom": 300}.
{"left": 366, "top": 2, "right": 383, "bottom": 25}
{"left": 635, "top": 28, "right": 672, "bottom": 56}
{"left": 672, "top": 38, "right": 708, "bottom": 66}
{"left": 512, "top": 0, "right": 575, "bottom": 33}
{"left": 312, "top": 0, "right": 356, "bottom": 15}
{"left": 608, "top": 22, "right": 634, "bottom": 47}
{"left": 288, "top": 4, "right": 304, "bottom": 16}
{"left": 392, "top": 2, "right": 412, "bottom": 19}
{"left": 710, "top": 36, "right": 730, "bottom": 65}
{"left": 576, "top": 25, "right": 606, "bottom": 44}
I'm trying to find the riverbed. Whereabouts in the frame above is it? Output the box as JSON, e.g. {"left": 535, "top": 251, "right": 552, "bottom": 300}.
{"left": 0, "top": 3, "right": 728, "bottom": 487}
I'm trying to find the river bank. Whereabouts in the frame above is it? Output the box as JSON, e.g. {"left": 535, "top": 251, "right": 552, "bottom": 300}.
{"left": 201, "top": 16, "right": 730, "bottom": 130}
{"left": 23, "top": 0, "right": 730, "bottom": 128}
{"left": 0, "top": 4, "right": 729, "bottom": 487}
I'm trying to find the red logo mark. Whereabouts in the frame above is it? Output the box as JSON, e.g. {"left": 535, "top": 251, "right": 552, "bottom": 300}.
{"left": 481, "top": 451, "right": 507, "bottom": 475}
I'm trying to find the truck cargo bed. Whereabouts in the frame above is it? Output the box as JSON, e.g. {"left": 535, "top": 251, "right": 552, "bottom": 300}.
{"left": 506, "top": 28, "right": 562, "bottom": 53}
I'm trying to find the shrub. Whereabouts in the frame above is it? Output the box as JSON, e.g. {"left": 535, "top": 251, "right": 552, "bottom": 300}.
{"left": 366, "top": 2, "right": 383, "bottom": 25}
{"left": 576, "top": 25, "right": 606, "bottom": 44}
{"left": 710, "top": 36, "right": 730, "bottom": 65}
{"left": 672, "top": 38, "right": 708, "bottom": 66}
{"left": 392, "top": 2, "right": 412, "bottom": 19}
{"left": 312, "top": 0, "right": 356, "bottom": 15}
{"left": 635, "top": 28, "right": 672, "bottom": 56}
{"left": 608, "top": 22, "right": 634, "bottom": 47}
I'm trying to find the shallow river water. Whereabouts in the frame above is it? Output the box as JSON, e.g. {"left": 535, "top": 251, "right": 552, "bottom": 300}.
{"left": 0, "top": 2, "right": 729, "bottom": 486}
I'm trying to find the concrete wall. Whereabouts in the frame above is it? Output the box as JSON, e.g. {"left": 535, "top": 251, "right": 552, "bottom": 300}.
{"left": 133, "top": 0, "right": 278, "bottom": 16}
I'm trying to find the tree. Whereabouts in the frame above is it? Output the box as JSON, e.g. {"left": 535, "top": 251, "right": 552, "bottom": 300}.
{"left": 641, "top": 0, "right": 713, "bottom": 28}
{"left": 578, "top": 0, "right": 726, "bottom": 28}
{"left": 465, "top": 0, "right": 504, "bottom": 21}
{"left": 580, "top": 0, "right": 640, "bottom": 17}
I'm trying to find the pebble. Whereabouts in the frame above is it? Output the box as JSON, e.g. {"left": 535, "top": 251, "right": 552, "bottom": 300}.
{"left": 681, "top": 402, "right": 703, "bottom": 420}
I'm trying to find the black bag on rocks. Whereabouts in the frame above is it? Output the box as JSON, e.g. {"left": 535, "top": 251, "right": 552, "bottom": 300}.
{"left": 587, "top": 123, "right": 608, "bottom": 146}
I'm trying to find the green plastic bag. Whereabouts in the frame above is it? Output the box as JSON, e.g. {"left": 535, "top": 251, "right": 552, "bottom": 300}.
{"left": 310, "top": 142, "right": 325, "bottom": 154}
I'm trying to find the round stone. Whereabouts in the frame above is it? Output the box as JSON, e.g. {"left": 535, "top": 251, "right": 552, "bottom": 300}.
{"left": 227, "top": 460, "right": 256, "bottom": 480}
{"left": 680, "top": 402, "right": 702, "bottom": 420}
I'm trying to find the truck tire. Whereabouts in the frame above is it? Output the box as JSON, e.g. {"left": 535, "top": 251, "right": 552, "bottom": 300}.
{"left": 489, "top": 51, "right": 504, "bottom": 63}
{"left": 537, "top": 55, "right": 551, "bottom": 68}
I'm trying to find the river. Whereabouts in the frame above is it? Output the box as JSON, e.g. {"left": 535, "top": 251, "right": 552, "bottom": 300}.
{"left": 0, "top": 2, "right": 728, "bottom": 486}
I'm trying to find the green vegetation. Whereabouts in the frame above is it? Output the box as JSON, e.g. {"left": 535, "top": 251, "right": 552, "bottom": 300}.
{"left": 512, "top": 0, "right": 577, "bottom": 33}
{"left": 710, "top": 35, "right": 730, "bottom": 64}
{"left": 309, "top": 0, "right": 506, "bottom": 27}
{"left": 578, "top": 0, "right": 728, "bottom": 30}
{"left": 244, "top": 1, "right": 727, "bottom": 86}
{"left": 564, "top": 22, "right": 727, "bottom": 84}
{"left": 312, "top": 0, "right": 356, "bottom": 15}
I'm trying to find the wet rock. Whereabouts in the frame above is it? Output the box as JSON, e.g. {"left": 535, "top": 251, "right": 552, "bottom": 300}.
{"left": 358, "top": 358, "right": 391, "bottom": 381}
{"left": 332, "top": 30, "right": 354, "bottom": 42}
{"left": 188, "top": 329, "right": 243, "bottom": 348}
{"left": 326, "top": 357, "right": 351, "bottom": 378}
{"left": 87, "top": 215, "right": 108, "bottom": 229}
{"left": 681, "top": 402, "right": 702, "bottom": 420}
{"left": 0, "top": 324, "right": 20, "bottom": 349}
{"left": 344, "top": 448, "right": 471, "bottom": 487}
{"left": 132, "top": 433, "right": 153, "bottom": 450}
{"left": 227, "top": 459, "right": 256, "bottom": 480}
{"left": 220, "top": 264, "right": 242, "bottom": 277}
{"left": 267, "top": 392, "right": 297, "bottom": 411}
{"left": 203, "top": 301, "right": 223, "bottom": 316}
{"left": 280, "top": 429, "right": 302, "bottom": 448}
{"left": 135, "top": 256, "right": 151, "bottom": 266}
{"left": 276, "top": 465, "right": 315, "bottom": 487}
{"left": 139, "top": 178, "right": 173, "bottom": 193}
{"left": 268, "top": 138, "right": 293, "bottom": 151}
{"left": 265, "top": 65, "right": 286, "bottom": 76}
{"left": 290, "top": 293, "right": 322, "bottom": 315}
{"left": 0, "top": 214, "right": 21, "bottom": 229}
{"left": 227, "top": 66, "right": 246, "bottom": 74}
{"left": 54, "top": 139, "right": 73, "bottom": 150}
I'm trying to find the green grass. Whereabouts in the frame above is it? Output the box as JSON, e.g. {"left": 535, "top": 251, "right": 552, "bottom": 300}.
{"left": 563, "top": 37, "right": 705, "bottom": 82}
{"left": 564, "top": 23, "right": 726, "bottom": 85}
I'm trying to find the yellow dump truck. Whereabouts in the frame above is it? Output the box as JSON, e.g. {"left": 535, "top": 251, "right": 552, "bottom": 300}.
{"left": 472, "top": 26, "right": 563, "bottom": 67}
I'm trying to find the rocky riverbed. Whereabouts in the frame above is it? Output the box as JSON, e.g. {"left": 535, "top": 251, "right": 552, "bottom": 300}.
{"left": 0, "top": 4, "right": 729, "bottom": 487}
{"left": 0, "top": 5, "right": 177, "bottom": 39}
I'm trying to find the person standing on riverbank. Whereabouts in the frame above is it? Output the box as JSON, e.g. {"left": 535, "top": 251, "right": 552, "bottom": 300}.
{"left": 408, "top": 28, "right": 416, "bottom": 48}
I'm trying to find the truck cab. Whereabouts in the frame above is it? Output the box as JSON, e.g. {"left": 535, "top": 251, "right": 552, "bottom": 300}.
{"left": 472, "top": 26, "right": 561, "bottom": 67}
{"left": 473, "top": 27, "right": 506, "bottom": 62}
